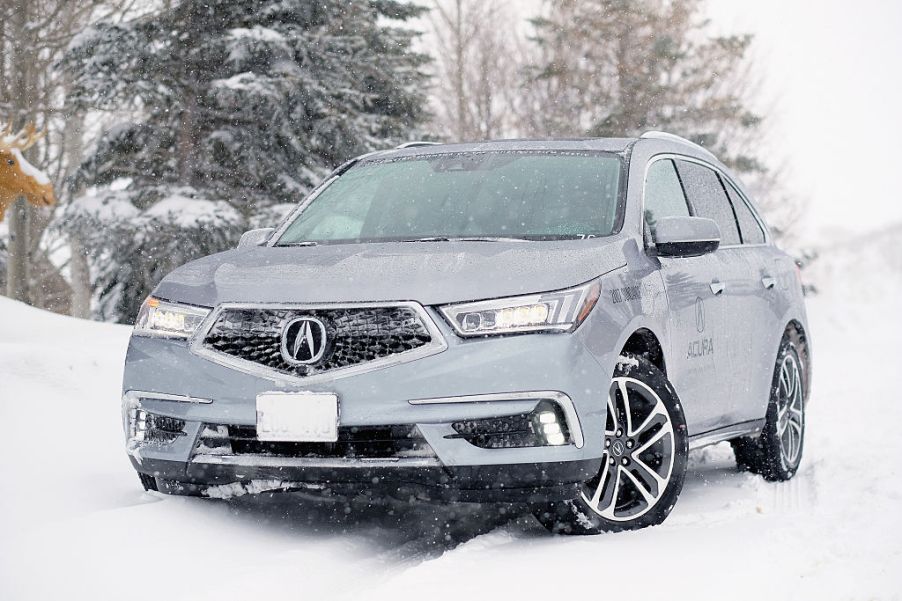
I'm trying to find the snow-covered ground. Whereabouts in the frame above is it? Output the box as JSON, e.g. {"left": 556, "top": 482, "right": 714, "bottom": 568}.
{"left": 1, "top": 233, "right": 900, "bottom": 600}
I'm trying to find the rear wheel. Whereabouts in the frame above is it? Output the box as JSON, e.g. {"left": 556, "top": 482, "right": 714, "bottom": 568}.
{"left": 533, "top": 354, "right": 688, "bottom": 534}
{"left": 732, "top": 334, "right": 806, "bottom": 481}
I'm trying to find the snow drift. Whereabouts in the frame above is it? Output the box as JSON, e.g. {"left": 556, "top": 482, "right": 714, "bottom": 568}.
{"left": 1, "top": 229, "right": 900, "bottom": 600}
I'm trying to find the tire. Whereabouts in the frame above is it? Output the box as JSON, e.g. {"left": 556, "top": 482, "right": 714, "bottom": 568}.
{"left": 533, "top": 353, "right": 689, "bottom": 534}
{"left": 731, "top": 332, "right": 806, "bottom": 481}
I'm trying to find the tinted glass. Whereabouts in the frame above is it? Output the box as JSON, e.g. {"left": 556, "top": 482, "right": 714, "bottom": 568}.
{"left": 723, "top": 179, "right": 765, "bottom": 244}
{"left": 675, "top": 160, "right": 741, "bottom": 246}
{"left": 277, "top": 151, "right": 622, "bottom": 244}
{"left": 644, "top": 159, "right": 690, "bottom": 235}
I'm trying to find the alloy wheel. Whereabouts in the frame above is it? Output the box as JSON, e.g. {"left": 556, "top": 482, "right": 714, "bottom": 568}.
{"left": 776, "top": 353, "right": 804, "bottom": 466}
{"left": 581, "top": 377, "right": 676, "bottom": 521}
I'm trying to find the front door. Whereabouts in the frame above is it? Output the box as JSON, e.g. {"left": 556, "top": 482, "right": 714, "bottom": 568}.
{"left": 643, "top": 157, "right": 732, "bottom": 434}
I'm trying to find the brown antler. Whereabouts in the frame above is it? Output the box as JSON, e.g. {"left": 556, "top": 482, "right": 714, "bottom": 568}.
{"left": 0, "top": 122, "right": 45, "bottom": 151}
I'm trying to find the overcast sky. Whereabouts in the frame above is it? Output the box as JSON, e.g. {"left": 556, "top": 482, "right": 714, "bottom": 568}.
{"left": 705, "top": 0, "right": 902, "bottom": 242}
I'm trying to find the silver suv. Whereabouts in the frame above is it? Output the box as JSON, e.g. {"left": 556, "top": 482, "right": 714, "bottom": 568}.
{"left": 123, "top": 133, "right": 811, "bottom": 534}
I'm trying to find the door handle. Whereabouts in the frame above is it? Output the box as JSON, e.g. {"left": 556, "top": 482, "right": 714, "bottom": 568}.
{"left": 710, "top": 281, "right": 725, "bottom": 295}
{"left": 762, "top": 276, "right": 776, "bottom": 290}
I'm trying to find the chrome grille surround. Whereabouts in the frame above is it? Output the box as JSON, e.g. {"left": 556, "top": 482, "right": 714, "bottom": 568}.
{"left": 189, "top": 302, "right": 447, "bottom": 384}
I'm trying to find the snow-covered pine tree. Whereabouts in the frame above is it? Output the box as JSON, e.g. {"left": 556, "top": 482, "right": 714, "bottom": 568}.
{"left": 61, "top": 0, "right": 429, "bottom": 322}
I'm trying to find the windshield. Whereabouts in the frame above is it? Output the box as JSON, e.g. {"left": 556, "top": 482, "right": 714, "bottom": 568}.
{"left": 275, "top": 151, "right": 623, "bottom": 245}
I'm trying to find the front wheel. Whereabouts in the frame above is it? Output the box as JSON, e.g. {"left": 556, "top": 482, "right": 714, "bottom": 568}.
{"left": 533, "top": 354, "right": 689, "bottom": 534}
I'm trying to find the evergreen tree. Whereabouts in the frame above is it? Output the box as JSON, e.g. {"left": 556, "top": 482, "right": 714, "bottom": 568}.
{"left": 522, "top": 0, "right": 764, "bottom": 174}
{"left": 62, "top": 0, "right": 429, "bottom": 322}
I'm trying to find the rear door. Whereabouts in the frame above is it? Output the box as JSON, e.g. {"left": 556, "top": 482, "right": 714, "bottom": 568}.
{"left": 644, "top": 158, "right": 726, "bottom": 435}
{"left": 721, "top": 179, "right": 784, "bottom": 423}
{"left": 674, "top": 159, "right": 761, "bottom": 428}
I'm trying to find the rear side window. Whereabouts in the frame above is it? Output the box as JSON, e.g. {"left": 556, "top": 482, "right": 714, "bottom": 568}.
{"left": 723, "top": 180, "right": 766, "bottom": 244}
{"left": 644, "top": 159, "right": 690, "bottom": 235}
{"left": 675, "top": 160, "right": 741, "bottom": 246}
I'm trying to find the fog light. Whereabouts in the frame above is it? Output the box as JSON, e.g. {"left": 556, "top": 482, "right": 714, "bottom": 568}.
{"left": 542, "top": 422, "right": 562, "bottom": 436}
{"left": 530, "top": 400, "right": 570, "bottom": 446}
{"left": 129, "top": 409, "right": 186, "bottom": 444}
{"left": 546, "top": 432, "right": 566, "bottom": 445}
{"left": 449, "top": 400, "right": 572, "bottom": 448}
{"left": 538, "top": 411, "right": 557, "bottom": 424}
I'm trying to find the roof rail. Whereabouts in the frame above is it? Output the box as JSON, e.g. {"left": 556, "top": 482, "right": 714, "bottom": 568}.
{"left": 639, "top": 131, "right": 717, "bottom": 161}
{"left": 395, "top": 141, "right": 441, "bottom": 149}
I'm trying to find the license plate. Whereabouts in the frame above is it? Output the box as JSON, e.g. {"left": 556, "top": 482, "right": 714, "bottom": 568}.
{"left": 256, "top": 392, "right": 339, "bottom": 442}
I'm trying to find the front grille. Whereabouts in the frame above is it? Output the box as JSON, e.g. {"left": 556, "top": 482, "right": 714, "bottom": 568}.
{"left": 194, "top": 424, "right": 435, "bottom": 459}
{"left": 201, "top": 306, "right": 434, "bottom": 378}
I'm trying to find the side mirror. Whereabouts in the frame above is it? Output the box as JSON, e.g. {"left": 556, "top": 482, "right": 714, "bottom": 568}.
{"left": 653, "top": 216, "right": 720, "bottom": 257}
{"left": 237, "top": 227, "right": 274, "bottom": 249}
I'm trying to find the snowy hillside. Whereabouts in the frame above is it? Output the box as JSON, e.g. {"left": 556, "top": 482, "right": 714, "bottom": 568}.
{"left": 1, "top": 233, "right": 901, "bottom": 600}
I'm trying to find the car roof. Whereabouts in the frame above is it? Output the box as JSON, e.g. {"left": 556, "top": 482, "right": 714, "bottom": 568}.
{"left": 353, "top": 133, "right": 726, "bottom": 170}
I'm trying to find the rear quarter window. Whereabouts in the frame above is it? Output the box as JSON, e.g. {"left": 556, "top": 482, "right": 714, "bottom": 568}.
{"left": 723, "top": 180, "right": 766, "bottom": 244}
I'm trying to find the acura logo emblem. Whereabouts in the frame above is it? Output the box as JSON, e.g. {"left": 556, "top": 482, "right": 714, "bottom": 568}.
{"left": 281, "top": 317, "right": 328, "bottom": 365}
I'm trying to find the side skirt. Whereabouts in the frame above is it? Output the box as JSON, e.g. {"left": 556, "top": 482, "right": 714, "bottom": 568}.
{"left": 688, "top": 419, "right": 766, "bottom": 451}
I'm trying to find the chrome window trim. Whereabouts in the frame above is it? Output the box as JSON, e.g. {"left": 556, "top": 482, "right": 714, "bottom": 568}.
{"left": 407, "top": 390, "right": 584, "bottom": 449}
{"left": 191, "top": 454, "right": 442, "bottom": 469}
{"left": 641, "top": 153, "right": 772, "bottom": 249}
{"left": 188, "top": 301, "right": 448, "bottom": 386}
{"left": 123, "top": 390, "right": 213, "bottom": 404}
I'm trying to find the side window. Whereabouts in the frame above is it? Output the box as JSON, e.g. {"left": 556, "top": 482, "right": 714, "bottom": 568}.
{"left": 722, "top": 179, "right": 766, "bottom": 244}
{"left": 644, "top": 159, "right": 690, "bottom": 236}
{"left": 675, "top": 160, "right": 741, "bottom": 246}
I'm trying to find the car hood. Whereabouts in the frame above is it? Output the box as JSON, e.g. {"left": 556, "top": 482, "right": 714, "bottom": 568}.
{"left": 153, "top": 238, "right": 630, "bottom": 307}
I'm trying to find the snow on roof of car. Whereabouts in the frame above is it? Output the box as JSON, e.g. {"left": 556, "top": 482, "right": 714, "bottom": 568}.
{"left": 367, "top": 137, "right": 638, "bottom": 160}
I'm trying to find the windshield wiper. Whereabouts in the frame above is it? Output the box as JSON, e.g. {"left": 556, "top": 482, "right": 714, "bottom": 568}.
{"left": 279, "top": 241, "right": 318, "bottom": 247}
{"left": 400, "top": 236, "right": 530, "bottom": 243}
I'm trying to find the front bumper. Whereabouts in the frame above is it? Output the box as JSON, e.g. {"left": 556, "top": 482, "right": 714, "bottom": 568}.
{"left": 123, "top": 306, "right": 612, "bottom": 501}
{"left": 130, "top": 456, "right": 600, "bottom": 502}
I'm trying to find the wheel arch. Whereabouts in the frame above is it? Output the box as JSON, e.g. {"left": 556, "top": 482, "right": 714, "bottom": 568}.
{"left": 619, "top": 327, "right": 667, "bottom": 376}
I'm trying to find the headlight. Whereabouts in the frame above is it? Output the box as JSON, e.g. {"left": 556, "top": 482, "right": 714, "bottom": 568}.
{"left": 134, "top": 297, "right": 210, "bottom": 339}
{"left": 440, "top": 280, "right": 601, "bottom": 337}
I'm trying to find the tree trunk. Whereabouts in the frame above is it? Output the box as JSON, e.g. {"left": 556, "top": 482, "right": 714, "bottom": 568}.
{"left": 6, "top": 199, "right": 29, "bottom": 301}
{"left": 69, "top": 237, "right": 92, "bottom": 318}
{"left": 6, "top": 0, "right": 37, "bottom": 302}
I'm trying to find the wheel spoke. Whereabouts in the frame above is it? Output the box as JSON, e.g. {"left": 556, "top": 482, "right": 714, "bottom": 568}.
{"left": 589, "top": 453, "right": 611, "bottom": 508}
{"left": 779, "top": 368, "right": 790, "bottom": 397}
{"left": 632, "top": 420, "right": 672, "bottom": 457}
{"left": 631, "top": 455, "right": 668, "bottom": 498}
{"left": 617, "top": 379, "right": 634, "bottom": 436}
{"left": 621, "top": 467, "right": 655, "bottom": 506}
{"left": 605, "top": 389, "right": 618, "bottom": 436}
{"left": 598, "top": 467, "right": 622, "bottom": 519}
{"left": 785, "top": 360, "right": 796, "bottom": 397}
{"left": 630, "top": 401, "right": 667, "bottom": 439}
{"left": 778, "top": 417, "right": 789, "bottom": 436}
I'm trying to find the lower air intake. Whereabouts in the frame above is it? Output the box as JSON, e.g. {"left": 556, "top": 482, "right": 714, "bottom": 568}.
{"left": 194, "top": 424, "right": 436, "bottom": 460}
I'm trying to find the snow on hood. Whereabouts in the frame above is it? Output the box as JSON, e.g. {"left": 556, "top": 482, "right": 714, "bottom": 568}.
{"left": 153, "top": 238, "right": 630, "bottom": 307}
